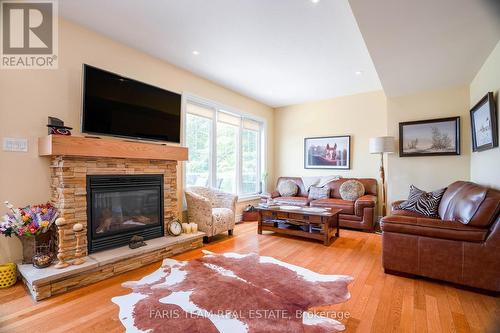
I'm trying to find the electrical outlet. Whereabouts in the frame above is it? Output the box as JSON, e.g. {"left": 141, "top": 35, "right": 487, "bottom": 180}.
{"left": 2, "top": 138, "right": 28, "bottom": 152}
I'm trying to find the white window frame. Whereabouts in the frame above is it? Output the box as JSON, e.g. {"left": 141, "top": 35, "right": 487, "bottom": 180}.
{"left": 182, "top": 93, "right": 266, "bottom": 198}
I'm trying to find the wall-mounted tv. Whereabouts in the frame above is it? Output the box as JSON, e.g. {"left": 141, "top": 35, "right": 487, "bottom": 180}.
{"left": 82, "top": 64, "right": 182, "bottom": 143}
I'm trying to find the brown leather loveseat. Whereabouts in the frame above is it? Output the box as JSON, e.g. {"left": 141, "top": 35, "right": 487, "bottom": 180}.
{"left": 261, "top": 177, "right": 378, "bottom": 231}
{"left": 381, "top": 181, "right": 500, "bottom": 292}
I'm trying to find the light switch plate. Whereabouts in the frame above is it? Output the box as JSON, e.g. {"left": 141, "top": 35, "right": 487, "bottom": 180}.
{"left": 3, "top": 138, "right": 28, "bottom": 152}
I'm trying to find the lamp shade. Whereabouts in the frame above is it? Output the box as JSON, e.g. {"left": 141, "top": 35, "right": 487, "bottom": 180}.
{"left": 369, "top": 136, "right": 395, "bottom": 154}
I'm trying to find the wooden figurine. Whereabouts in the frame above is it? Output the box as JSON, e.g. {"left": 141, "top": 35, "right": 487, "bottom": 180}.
{"left": 72, "top": 223, "right": 85, "bottom": 265}
{"left": 54, "top": 217, "right": 70, "bottom": 269}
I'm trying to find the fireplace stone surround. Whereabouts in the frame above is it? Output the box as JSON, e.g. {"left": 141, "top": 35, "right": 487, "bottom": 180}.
{"left": 14, "top": 135, "right": 202, "bottom": 301}
{"left": 50, "top": 155, "right": 178, "bottom": 258}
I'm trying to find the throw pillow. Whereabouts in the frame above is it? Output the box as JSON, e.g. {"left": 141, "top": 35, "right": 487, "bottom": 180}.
{"left": 397, "top": 185, "right": 446, "bottom": 218}
{"left": 308, "top": 186, "right": 330, "bottom": 200}
{"left": 339, "top": 180, "right": 365, "bottom": 201}
{"left": 277, "top": 180, "right": 299, "bottom": 197}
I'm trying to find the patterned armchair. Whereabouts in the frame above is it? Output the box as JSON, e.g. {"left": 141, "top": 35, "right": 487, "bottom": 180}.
{"left": 185, "top": 187, "right": 238, "bottom": 242}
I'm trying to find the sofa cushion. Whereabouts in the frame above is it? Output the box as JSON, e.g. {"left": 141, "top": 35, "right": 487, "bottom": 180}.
{"left": 310, "top": 198, "right": 354, "bottom": 214}
{"left": 327, "top": 178, "right": 377, "bottom": 198}
{"left": 381, "top": 216, "right": 488, "bottom": 242}
{"left": 391, "top": 209, "right": 431, "bottom": 218}
{"left": 308, "top": 186, "right": 330, "bottom": 200}
{"left": 392, "top": 200, "right": 437, "bottom": 218}
{"left": 276, "top": 177, "right": 308, "bottom": 197}
{"left": 396, "top": 185, "right": 446, "bottom": 218}
{"left": 273, "top": 196, "right": 310, "bottom": 206}
{"left": 277, "top": 180, "right": 299, "bottom": 197}
{"left": 339, "top": 180, "right": 365, "bottom": 201}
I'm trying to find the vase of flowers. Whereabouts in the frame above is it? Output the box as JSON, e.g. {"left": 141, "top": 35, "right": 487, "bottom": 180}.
{"left": 1, "top": 201, "right": 58, "bottom": 264}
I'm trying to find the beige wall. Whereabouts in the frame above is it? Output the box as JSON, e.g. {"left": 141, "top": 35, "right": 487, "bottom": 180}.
{"left": 470, "top": 41, "right": 500, "bottom": 189}
{"left": 275, "top": 91, "right": 387, "bottom": 179}
{"left": 274, "top": 91, "right": 387, "bottom": 208}
{"left": 0, "top": 19, "right": 274, "bottom": 264}
{"left": 386, "top": 86, "right": 471, "bottom": 203}
{"left": 273, "top": 87, "right": 472, "bottom": 214}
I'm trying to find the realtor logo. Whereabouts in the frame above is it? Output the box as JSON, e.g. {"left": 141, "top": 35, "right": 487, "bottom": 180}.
{"left": 1, "top": 0, "right": 58, "bottom": 69}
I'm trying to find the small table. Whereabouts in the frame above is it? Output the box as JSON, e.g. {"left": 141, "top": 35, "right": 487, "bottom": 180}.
{"left": 257, "top": 206, "right": 341, "bottom": 246}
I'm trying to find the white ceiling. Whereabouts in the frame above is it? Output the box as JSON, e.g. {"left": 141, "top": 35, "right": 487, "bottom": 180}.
{"left": 60, "top": 0, "right": 500, "bottom": 107}
{"left": 349, "top": 0, "right": 500, "bottom": 97}
{"left": 59, "top": 0, "right": 382, "bottom": 108}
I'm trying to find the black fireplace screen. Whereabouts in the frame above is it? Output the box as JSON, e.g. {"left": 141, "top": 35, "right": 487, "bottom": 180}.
{"left": 87, "top": 175, "right": 164, "bottom": 253}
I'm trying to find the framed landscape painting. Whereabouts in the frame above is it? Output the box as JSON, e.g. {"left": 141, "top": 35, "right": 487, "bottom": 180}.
{"left": 470, "top": 92, "right": 498, "bottom": 152}
{"left": 304, "top": 135, "right": 350, "bottom": 169}
{"left": 399, "top": 117, "right": 460, "bottom": 157}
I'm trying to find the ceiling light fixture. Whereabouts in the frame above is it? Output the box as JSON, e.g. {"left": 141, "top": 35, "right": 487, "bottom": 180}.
{"left": 311, "top": 0, "right": 320, "bottom": 3}
{"left": 355, "top": 71, "right": 363, "bottom": 76}
{"left": 192, "top": 50, "right": 200, "bottom": 55}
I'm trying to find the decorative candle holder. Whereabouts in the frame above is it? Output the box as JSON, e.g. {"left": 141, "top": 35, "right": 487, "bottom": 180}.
{"left": 190, "top": 223, "right": 198, "bottom": 233}
{"left": 54, "top": 217, "right": 70, "bottom": 269}
{"left": 182, "top": 223, "right": 189, "bottom": 233}
{"left": 72, "top": 223, "right": 85, "bottom": 265}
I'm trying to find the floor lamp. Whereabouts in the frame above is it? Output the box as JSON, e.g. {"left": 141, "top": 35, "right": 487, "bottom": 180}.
{"left": 369, "top": 136, "right": 395, "bottom": 217}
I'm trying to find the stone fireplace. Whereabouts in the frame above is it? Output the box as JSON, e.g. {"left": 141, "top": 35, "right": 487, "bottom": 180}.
{"left": 16, "top": 135, "right": 203, "bottom": 301}
{"left": 50, "top": 156, "right": 178, "bottom": 258}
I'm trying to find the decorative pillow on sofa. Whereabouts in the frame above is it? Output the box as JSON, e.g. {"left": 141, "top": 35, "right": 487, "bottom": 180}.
{"left": 308, "top": 186, "right": 330, "bottom": 200}
{"left": 277, "top": 180, "right": 299, "bottom": 197}
{"left": 396, "top": 185, "right": 446, "bottom": 218}
{"left": 339, "top": 180, "right": 365, "bottom": 201}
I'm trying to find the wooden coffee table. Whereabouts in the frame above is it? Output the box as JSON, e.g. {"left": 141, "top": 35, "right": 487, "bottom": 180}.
{"left": 257, "top": 206, "right": 341, "bottom": 246}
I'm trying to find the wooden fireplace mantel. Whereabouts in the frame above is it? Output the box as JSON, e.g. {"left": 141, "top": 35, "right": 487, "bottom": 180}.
{"left": 38, "top": 135, "right": 188, "bottom": 161}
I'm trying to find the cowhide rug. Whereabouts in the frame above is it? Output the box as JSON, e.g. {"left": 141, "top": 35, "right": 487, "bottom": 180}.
{"left": 112, "top": 251, "right": 353, "bottom": 333}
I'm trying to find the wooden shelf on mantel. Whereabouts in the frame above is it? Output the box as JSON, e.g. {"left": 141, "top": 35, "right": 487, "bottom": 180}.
{"left": 38, "top": 135, "right": 188, "bottom": 161}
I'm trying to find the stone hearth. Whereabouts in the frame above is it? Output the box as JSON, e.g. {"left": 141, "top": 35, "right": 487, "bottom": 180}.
{"left": 50, "top": 156, "right": 178, "bottom": 258}
{"left": 18, "top": 234, "right": 204, "bottom": 301}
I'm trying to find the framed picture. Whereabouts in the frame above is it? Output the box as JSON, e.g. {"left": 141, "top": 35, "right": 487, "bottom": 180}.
{"left": 399, "top": 117, "right": 460, "bottom": 157}
{"left": 470, "top": 92, "right": 498, "bottom": 152}
{"left": 304, "top": 135, "right": 351, "bottom": 169}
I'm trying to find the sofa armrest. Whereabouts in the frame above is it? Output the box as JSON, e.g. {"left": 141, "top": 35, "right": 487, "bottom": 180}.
{"left": 214, "top": 190, "right": 238, "bottom": 213}
{"left": 391, "top": 200, "right": 405, "bottom": 211}
{"left": 355, "top": 195, "right": 377, "bottom": 216}
{"left": 260, "top": 191, "right": 280, "bottom": 200}
{"left": 185, "top": 191, "right": 213, "bottom": 233}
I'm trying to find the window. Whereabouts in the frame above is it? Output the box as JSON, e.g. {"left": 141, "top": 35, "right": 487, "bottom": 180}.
{"left": 241, "top": 119, "right": 261, "bottom": 194}
{"left": 216, "top": 112, "right": 239, "bottom": 193}
{"left": 184, "top": 98, "right": 264, "bottom": 196}
{"left": 185, "top": 104, "right": 212, "bottom": 187}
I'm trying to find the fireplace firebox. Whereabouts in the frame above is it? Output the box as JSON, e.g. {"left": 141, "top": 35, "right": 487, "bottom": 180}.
{"left": 87, "top": 175, "right": 164, "bottom": 253}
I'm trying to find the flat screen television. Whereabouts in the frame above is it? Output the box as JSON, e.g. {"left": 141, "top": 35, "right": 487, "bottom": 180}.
{"left": 82, "top": 64, "right": 182, "bottom": 143}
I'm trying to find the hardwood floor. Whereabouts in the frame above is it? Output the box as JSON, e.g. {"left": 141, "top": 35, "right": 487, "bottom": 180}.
{"left": 1, "top": 222, "right": 498, "bottom": 332}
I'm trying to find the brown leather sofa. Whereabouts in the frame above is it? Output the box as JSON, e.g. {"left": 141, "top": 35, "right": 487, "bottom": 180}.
{"left": 381, "top": 181, "right": 500, "bottom": 292}
{"left": 261, "top": 177, "right": 378, "bottom": 231}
